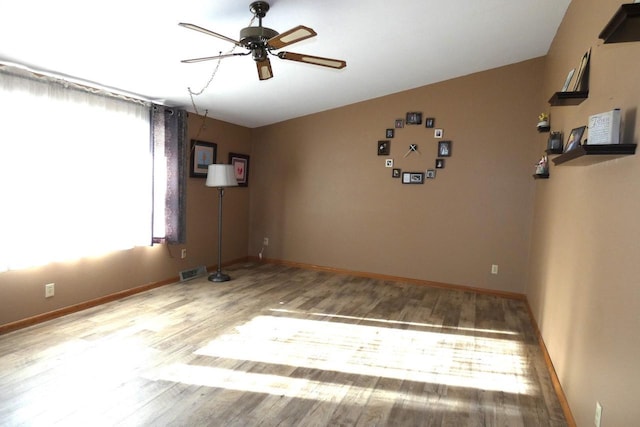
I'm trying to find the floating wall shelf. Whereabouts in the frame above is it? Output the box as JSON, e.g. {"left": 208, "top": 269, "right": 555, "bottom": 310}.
{"left": 533, "top": 173, "right": 550, "bottom": 179}
{"left": 548, "top": 91, "right": 589, "bottom": 106}
{"left": 552, "top": 144, "right": 637, "bottom": 166}
{"left": 545, "top": 148, "right": 564, "bottom": 155}
{"left": 599, "top": 3, "right": 640, "bottom": 43}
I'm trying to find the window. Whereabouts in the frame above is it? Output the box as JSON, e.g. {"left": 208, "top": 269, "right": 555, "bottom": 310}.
{"left": 0, "top": 67, "right": 161, "bottom": 271}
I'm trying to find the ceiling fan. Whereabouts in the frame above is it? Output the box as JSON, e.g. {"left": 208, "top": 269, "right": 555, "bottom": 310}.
{"left": 179, "top": 1, "right": 347, "bottom": 80}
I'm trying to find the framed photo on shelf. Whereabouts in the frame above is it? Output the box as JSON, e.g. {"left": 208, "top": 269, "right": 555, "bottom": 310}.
{"left": 190, "top": 140, "right": 217, "bottom": 178}
{"left": 564, "top": 126, "right": 586, "bottom": 152}
{"left": 228, "top": 152, "right": 250, "bottom": 187}
{"left": 402, "top": 172, "right": 425, "bottom": 184}
{"left": 438, "top": 140, "right": 452, "bottom": 157}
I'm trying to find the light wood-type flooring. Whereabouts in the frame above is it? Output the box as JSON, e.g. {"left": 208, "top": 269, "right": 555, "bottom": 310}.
{"left": 0, "top": 262, "right": 567, "bottom": 426}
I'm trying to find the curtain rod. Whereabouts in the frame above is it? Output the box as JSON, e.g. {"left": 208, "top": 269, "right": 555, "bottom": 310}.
{"left": 0, "top": 61, "right": 166, "bottom": 108}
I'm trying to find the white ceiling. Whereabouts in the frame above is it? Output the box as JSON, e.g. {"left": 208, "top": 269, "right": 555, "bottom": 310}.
{"left": 0, "top": 0, "right": 571, "bottom": 128}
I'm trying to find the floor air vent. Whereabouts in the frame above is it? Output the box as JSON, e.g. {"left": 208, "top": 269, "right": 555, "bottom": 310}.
{"left": 179, "top": 265, "right": 207, "bottom": 282}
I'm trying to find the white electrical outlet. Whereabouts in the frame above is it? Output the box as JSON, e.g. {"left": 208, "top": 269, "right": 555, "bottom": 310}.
{"left": 594, "top": 402, "right": 602, "bottom": 427}
{"left": 491, "top": 264, "right": 499, "bottom": 275}
{"left": 45, "top": 283, "right": 55, "bottom": 298}
{"left": 181, "top": 248, "right": 187, "bottom": 259}
{"left": 263, "top": 237, "right": 269, "bottom": 246}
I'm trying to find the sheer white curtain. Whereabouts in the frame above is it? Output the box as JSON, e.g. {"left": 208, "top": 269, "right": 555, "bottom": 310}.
{"left": 0, "top": 68, "right": 153, "bottom": 271}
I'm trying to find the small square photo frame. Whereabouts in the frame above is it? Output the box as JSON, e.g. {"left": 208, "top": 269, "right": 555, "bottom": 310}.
{"left": 406, "top": 112, "right": 423, "bottom": 125}
{"left": 386, "top": 129, "right": 395, "bottom": 138}
{"left": 395, "top": 119, "right": 404, "bottom": 128}
{"left": 377, "top": 140, "right": 390, "bottom": 156}
{"left": 392, "top": 168, "right": 401, "bottom": 178}
{"left": 435, "top": 158, "right": 445, "bottom": 169}
{"left": 564, "top": 126, "right": 586, "bottom": 153}
{"left": 425, "top": 117, "right": 435, "bottom": 128}
{"left": 402, "top": 172, "right": 425, "bottom": 184}
{"left": 385, "top": 159, "right": 394, "bottom": 168}
{"left": 228, "top": 152, "right": 250, "bottom": 187}
{"left": 190, "top": 140, "right": 217, "bottom": 178}
{"left": 434, "top": 128, "right": 444, "bottom": 138}
{"left": 426, "top": 169, "right": 436, "bottom": 179}
{"left": 438, "top": 140, "right": 452, "bottom": 157}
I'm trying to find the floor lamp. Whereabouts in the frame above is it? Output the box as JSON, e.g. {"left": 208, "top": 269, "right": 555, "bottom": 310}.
{"left": 206, "top": 164, "right": 238, "bottom": 282}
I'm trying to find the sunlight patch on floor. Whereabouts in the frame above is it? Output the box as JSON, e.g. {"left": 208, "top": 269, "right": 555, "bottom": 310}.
{"left": 191, "top": 315, "right": 534, "bottom": 395}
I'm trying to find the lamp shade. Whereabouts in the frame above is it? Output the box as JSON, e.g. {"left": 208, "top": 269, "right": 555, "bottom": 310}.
{"left": 206, "top": 164, "right": 238, "bottom": 188}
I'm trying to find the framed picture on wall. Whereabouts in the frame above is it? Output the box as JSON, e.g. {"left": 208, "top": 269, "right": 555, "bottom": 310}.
{"left": 406, "top": 112, "right": 423, "bottom": 125}
{"left": 438, "top": 140, "right": 452, "bottom": 157}
{"left": 392, "top": 168, "right": 401, "bottom": 178}
{"left": 425, "top": 117, "right": 435, "bottom": 128}
{"left": 378, "top": 140, "right": 390, "bottom": 155}
{"left": 190, "top": 140, "right": 217, "bottom": 178}
{"left": 386, "top": 129, "right": 395, "bottom": 138}
{"left": 228, "top": 152, "right": 250, "bottom": 187}
{"left": 402, "top": 172, "right": 424, "bottom": 184}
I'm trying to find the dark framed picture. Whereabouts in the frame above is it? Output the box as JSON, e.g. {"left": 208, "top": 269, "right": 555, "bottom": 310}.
{"left": 406, "top": 112, "right": 423, "bottom": 125}
{"left": 386, "top": 129, "right": 395, "bottom": 138}
{"left": 425, "top": 117, "right": 435, "bottom": 128}
{"left": 190, "top": 140, "right": 217, "bottom": 178}
{"left": 402, "top": 172, "right": 425, "bottom": 184}
{"left": 378, "top": 140, "right": 390, "bottom": 156}
{"left": 435, "top": 158, "right": 445, "bottom": 169}
{"left": 438, "top": 140, "right": 452, "bottom": 157}
{"left": 395, "top": 119, "right": 404, "bottom": 128}
{"left": 564, "top": 126, "right": 586, "bottom": 152}
{"left": 392, "top": 168, "right": 401, "bottom": 178}
{"left": 228, "top": 152, "right": 250, "bottom": 187}
{"left": 426, "top": 169, "right": 436, "bottom": 179}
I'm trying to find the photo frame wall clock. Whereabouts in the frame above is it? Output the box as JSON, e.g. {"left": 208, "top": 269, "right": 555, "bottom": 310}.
{"left": 228, "top": 152, "right": 250, "bottom": 187}
{"left": 386, "top": 129, "right": 395, "bottom": 138}
{"left": 392, "top": 168, "right": 401, "bottom": 178}
{"left": 395, "top": 119, "right": 404, "bottom": 128}
{"left": 564, "top": 126, "right": 586, "bottom": 152}
{"left": 438, "top": 140, "right": 452, "bottom": 157}
{"left": 190, "top": 140, "right": 217, "bottom": 178}
{"left": 435, "top": 158, "right": 445, "bottom": 169}
{"left": 434, "top": 129, "right": 443, "bottom": 138}
{"left": 385, "top": 159, "right": 394, "bottom": 168}
{"left": 377, "top": 140, "right": 390, "bottom": 155}
{"left": 406, "top": 112, "right": 423, "bottom": 125}
{"left": 402, "top": 172, "right": 425, "bottom": 184}
{"left": 425, "top": 117, "right": 435, "bottom": 128}
{"left": 426, "top": 169, "right": 436, "bottom": 179}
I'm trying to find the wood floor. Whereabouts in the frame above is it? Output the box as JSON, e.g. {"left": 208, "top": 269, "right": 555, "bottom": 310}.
{"left": 0, "top": 262, "right": 567, "bottom": 426}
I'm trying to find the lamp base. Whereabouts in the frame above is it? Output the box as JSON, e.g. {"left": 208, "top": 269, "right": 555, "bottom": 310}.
{"left": 208, "top": 271, "right": 231, "bottom": 282}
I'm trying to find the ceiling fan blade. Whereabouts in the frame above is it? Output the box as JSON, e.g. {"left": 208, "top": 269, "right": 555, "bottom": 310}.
{"left": 178, "top": 22, "right": 243, "bottom": 47}
{"left": 181, "top": 53, "right": 248, "bottom": 64}
{"left": 256, "top": 58, "right": 274, "bottom": 80}
{"left": 268, "top": 25, "right": 317, "bottom": 49}
{"left": 277, "top": 52, "right": 346, "bottom": 69}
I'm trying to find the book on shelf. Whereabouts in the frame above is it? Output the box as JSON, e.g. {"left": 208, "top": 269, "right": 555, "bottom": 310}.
{"left": 587, "top": 109, "right": 621, "bottom": 145}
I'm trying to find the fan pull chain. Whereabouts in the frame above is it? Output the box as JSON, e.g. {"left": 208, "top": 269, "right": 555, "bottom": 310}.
{"left": 187, "top": 16, "right": 256, "bottom": 141}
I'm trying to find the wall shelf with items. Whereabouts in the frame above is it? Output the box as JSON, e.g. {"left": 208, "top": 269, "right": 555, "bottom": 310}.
{"left": 552, "top": 144, "right": 637, "bottom": 166}
{"left": 599, "top": 3, "right": 640, "bottom": 44}
{"left": 533, "top": 173, "right": 550, "bottom": 179}
{"left": 548, "top": 91, "right": 589, "bottom": 106}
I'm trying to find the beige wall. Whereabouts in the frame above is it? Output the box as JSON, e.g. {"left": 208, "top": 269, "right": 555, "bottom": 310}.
{"left": 249, "top": 58, "right": 544, "bottom": 294}
{"left": 0, "top": 113, "right": 251, "bottom": 326}
{"left": 528, "top": 0, "right": 640, "bottom": 425}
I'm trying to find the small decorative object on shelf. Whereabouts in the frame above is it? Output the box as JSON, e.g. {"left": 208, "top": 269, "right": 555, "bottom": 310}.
{"left": 537, "top": 113, "right": 550, "bottom": 132}
{"left": 599, "top": 2, "right": 640, "bottom": 44}
{"left": 535, "top": 154, "right": 549, "bottom": 176}
{"left": 587, "top": 109, "right": 621, "bottom": 145}
{"left": 546, "top": 132, "right": 563, "bottom": 153}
